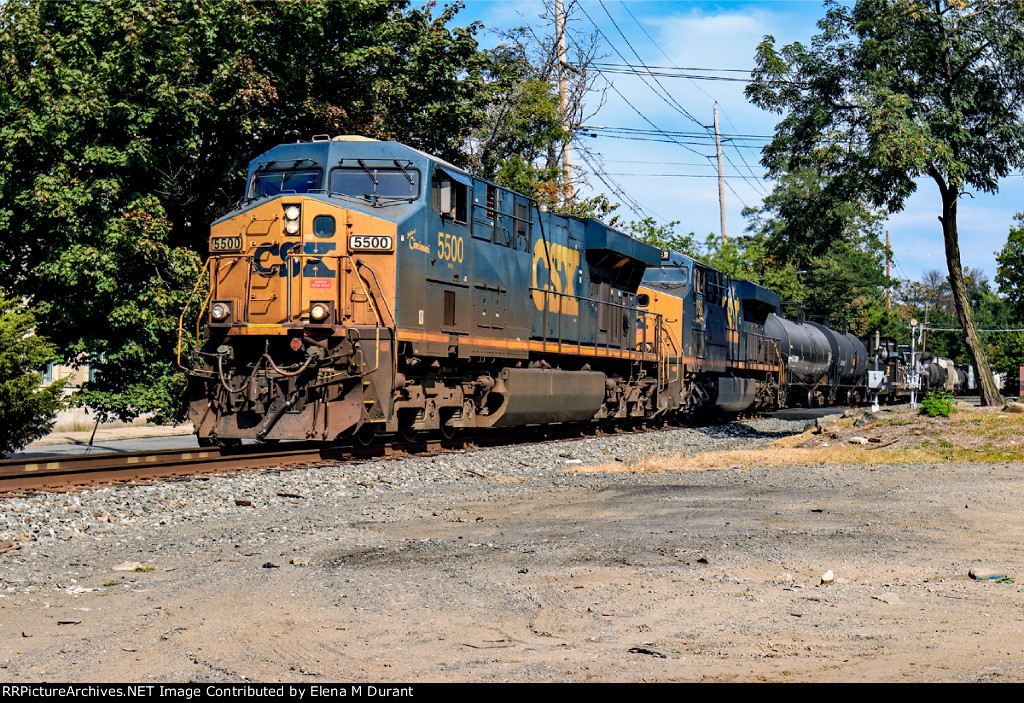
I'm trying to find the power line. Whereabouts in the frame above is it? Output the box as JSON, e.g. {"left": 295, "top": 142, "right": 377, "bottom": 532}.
{"left": 571, "top": 2, "right": 764, "bottom": 210}
{"left": 594, "top": 2, "right": 705, "bottom": 129}
{"left": 602, "top": 2, "right": 769, "bottom": 199}
{"left": 575, "top": 143, "right": 664, "bottom": 221}
{"left": 603, "top": 173, "right": 767, "bottom": 178}
{"left": 591, "top": 65, "right": 754, "bottom": 82}
{"left": 581, "top": 125, "right": 772, "bottom": 140}
{"left": 596, "top": 62, "right": 756, "bottom": 74}
{"left": 584, "top": 132, "right": 768, "bottom": 148}
{"left": 926, "top": 327, "right": 1024, "bottom": 333}
{"left": 573, "top": 2, "right": 711, "bottom": 161}
{"left": 604, "top": 157, "right": 767, "bottom": 169}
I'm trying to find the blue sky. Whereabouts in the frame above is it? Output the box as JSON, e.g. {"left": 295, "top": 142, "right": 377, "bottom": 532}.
{"left": 453, "top": 0, "right": 1024, "bottom": 287}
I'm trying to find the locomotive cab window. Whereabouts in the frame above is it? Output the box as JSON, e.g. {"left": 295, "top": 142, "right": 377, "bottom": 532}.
{"left": 250, "top": 169, "right": 322, "bottom": 199}
{"left": 432, "top": 171, "right": 469, "bottom": 224}
{"left": 330, "top": 166, "right": 420, "bottom": 200}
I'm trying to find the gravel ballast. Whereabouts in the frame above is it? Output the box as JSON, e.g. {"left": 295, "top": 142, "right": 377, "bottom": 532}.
{"left": 3, "top": 415, "right": 1024, "bottom": 683}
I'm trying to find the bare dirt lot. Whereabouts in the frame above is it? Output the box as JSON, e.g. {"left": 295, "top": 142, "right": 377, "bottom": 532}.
{"left": 2, "top": 405, "right": 1024, "bottom": 682}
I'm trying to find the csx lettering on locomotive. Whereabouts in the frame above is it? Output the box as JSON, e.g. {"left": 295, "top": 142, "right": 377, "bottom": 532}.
{"left": 253, "top": 242, "right": 337, "bottom": 278}
{"left": 531, "top": 239, "right": 579, "bottom": 315}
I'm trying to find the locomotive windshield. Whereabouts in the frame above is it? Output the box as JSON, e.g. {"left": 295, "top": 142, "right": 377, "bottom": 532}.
{"left": 330, "top": 166, "right": 420, "bottom": 200}
{"left": 642, "top": 263, "right": 690, "bottom": 290}
{"left": 250, "top": 169, "right": 322, "bottom": 198}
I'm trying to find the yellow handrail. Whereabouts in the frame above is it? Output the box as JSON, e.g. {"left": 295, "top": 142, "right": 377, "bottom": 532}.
{"left": 176, "top": 258, "right": 213, "bottom": 371}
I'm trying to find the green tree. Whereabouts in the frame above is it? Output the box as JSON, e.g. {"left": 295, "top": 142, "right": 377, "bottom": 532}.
{"left": 0, "top": 294, "right": 66, "bottom": 457}
{"left": 625, "top": 218, "right": 699, "bottom": 257}
{"left": 0, "top": 0, "right": 487, "bottom": 420}
{"left": 747, "top": 0, "right": 1024, "bottom": 405}
{"left": 996, "top": 214, "right": 1024, "bottom": 320}
{"left": 467, "top": 3, "right": 603, "bottom": 210}
{"left": 988, "top": 332, "right": 1024, "bottom": 394}
{"left": 740, "top": 163, "right": 893, "bottom": 335}
{"left": 471, "top": 40, "right": 568, "bottom": 201}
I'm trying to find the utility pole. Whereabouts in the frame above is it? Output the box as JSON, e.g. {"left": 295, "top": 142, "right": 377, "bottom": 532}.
{"left": 714, "top": 104, "right": 727, "bottom": 244}
{"left": 886, "top": 230, "right": 891, "bottom": 309}
{"left": 555, "top": 0, "right": 573, "bottom": 204}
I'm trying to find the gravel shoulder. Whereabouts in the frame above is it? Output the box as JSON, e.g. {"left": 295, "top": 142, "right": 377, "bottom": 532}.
{"left": 2, "top": 409, "right": 1023, "bottom": 682}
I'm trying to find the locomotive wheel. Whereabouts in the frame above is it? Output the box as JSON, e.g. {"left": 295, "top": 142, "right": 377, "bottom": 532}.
{"left": 396, "top": 412, "right": 419, "bottom": 443}
{"left": 397, "top": 423, "right": 418, "bottom": 443}
{"left": 439, "top": 417, "right": 458, "bottom": 440}
{"left": 352, "top": 423, "right": 377, "bottom": 447}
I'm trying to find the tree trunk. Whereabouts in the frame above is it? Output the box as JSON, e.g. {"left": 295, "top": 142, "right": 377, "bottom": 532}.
{"left": 940, "top": 191, "right": 1004, "bottom": 406}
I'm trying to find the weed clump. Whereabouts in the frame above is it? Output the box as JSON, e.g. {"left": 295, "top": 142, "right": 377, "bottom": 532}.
{"left": 920, "top": 389, "right": 955, "bottom": 418}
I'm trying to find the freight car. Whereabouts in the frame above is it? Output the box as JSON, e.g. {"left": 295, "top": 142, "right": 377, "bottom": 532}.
{"left": 864, "top": 335, "right": 979, "bottom": 403}
{"left": 764, "top": 313, "right": 868, "bottom": 407}
{"left": 183, "top": 136, "right": 680, "bottom": 445}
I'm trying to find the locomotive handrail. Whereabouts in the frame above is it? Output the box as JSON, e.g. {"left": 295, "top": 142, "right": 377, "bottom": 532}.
{"left": 472, "top": 190, "right": 534, "bottom": 250}
{"left": 280, "top": 251, "right": 388, "bottom": 379}
{"left": 277, "top": 250, "right": 391, "bottom": 328}
{"left": 177, "top": 251, "right": 394, "bottom": 381}
{"left": 313, "top": 326, "right": 383, "bottom": 383}
{"left": 637, "top": 309, "right": 662, "bottom": 356}
{"left": 660, "top": 323, "right": 683, "bottom": 384}
{"left": 176, "top": 257, "right": 216, "bottom": 371}
{"left": 354, "top": 258, "right": 396, "bottom": 329}
{"left": 528, "top": 286, "right": 661, "bottom": 359}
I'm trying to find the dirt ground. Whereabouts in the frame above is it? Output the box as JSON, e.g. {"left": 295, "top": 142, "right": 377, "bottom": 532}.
{"left": 2, "top": 405, "right": 1024, "bottom": 682}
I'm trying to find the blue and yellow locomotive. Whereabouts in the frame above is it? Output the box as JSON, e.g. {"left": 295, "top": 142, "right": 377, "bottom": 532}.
{"left": 184, "top": 136, "right": 678, "bottom": 444}
{"left": 637, "top": 251, "right": 786, "bottom": 415}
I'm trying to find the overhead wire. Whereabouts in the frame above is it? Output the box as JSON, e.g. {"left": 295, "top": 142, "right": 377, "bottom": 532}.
{"left": 576, "top": 143, "right": 664, "bottom": 221}
{"left": 615, "top": 0, "right": 770, "bottom": 198}
{"left": 574, "top": 2, "right": 757, "bottom": 209}
{"left": 571, "top": 1, "right": 708, "bottom": 163}
{"left": 584, "top": 1, "right": 761, "bottom": 206}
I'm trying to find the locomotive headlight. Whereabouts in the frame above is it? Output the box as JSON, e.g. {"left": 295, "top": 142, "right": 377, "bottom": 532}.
{"left": 210, "top": 301, "right": 232, "bottom": 323}
{"left": 283, "top": 205, "right": 301, "bottom": 234}
{"left": 309, "top": 301, "right": 331, "bottom": 323}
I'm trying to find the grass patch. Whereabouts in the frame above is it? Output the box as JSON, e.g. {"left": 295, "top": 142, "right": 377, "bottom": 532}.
{"left": 567, "top": 405, "right": 1024, "bottom": 475}
{"left": 132, "top": 566, "right": 156, "bottom": 573}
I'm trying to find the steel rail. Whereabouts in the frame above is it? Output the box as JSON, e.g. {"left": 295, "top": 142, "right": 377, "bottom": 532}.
{"left": 0, "top": 444, "right": 354, "bottom": 494}
{"left": 0, "top": 423, "right": 632, "bottom": 494}
{"left": 0, "top": 410, "right": 805, "bottom": 495}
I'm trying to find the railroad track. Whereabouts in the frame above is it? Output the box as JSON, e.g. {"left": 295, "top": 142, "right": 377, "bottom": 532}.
{"left": 0, "top": 423, "right": 637, "bottom": 494}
